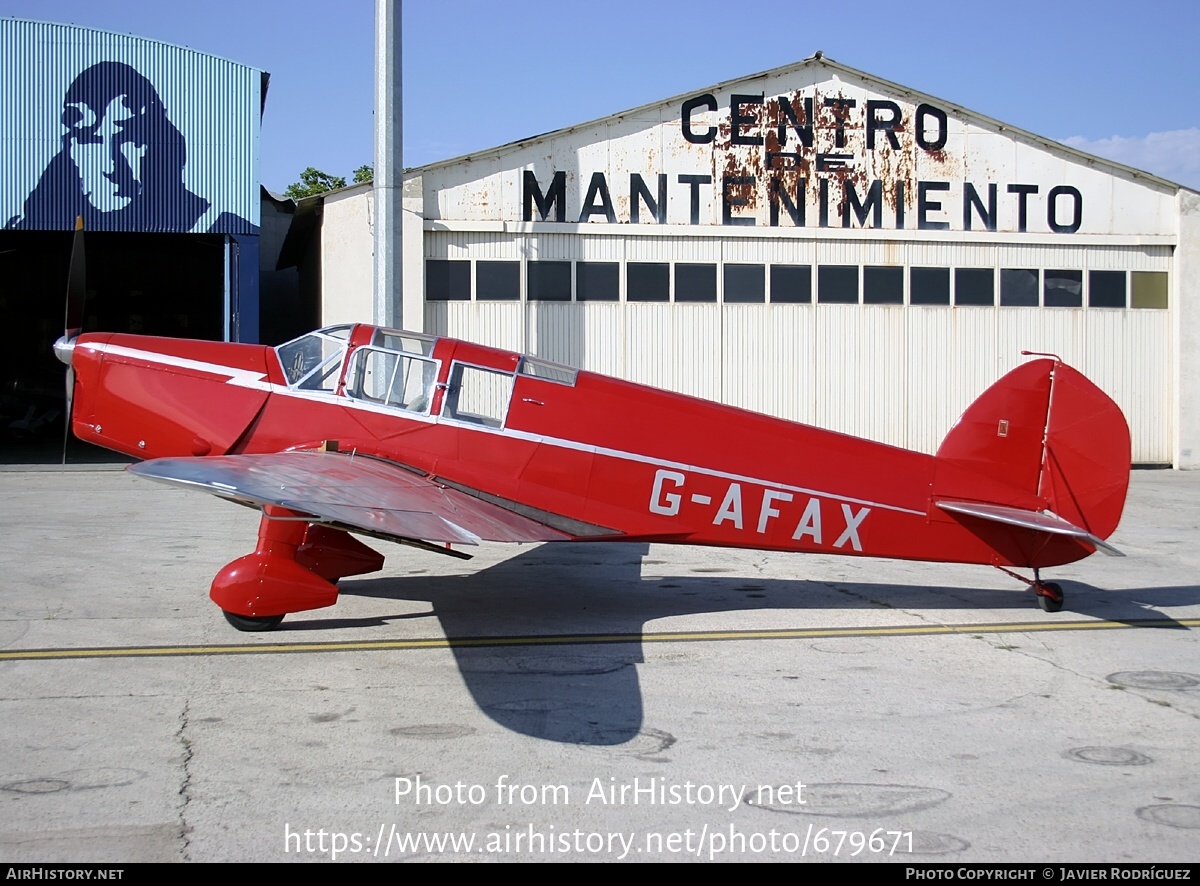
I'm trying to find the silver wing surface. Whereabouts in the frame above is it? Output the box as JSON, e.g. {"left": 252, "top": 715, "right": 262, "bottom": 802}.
{"left": 128, "top": 451, "right": 574, "bottom": 545}
{"left": 936, "top": 499, "right": 1123, "bottom": 556}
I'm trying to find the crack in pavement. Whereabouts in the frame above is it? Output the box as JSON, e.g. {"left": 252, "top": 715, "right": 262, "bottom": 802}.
{"left": 177, "top": 699, "right": 194, "bottom": 861}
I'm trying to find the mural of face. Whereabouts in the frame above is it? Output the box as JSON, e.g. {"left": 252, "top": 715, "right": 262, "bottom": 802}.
{"left": 3, "top": 61, "right": 208, "bottom": 231}
{"left": 65, "top": 93, "right": 151, "bottom": 213}
{"left": 5, "top": 59, "right": 252, "bottom": 235}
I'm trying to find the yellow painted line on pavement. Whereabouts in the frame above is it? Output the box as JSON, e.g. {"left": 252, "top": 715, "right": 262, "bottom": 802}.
{"left": 1, "top": 618, "right": 1195, "bottom": 662}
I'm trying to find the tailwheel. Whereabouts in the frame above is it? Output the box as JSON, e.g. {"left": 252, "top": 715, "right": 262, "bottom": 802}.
{"left": 222, "top": 610, "right": 285, "bottom": 632}
{"left": 1035, "top": 581, "right": 1064, "bottom": 613}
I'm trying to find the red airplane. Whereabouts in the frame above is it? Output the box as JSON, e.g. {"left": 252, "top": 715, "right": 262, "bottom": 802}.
{"left": 52, "top": 310, "right": 1130, "bottom": 631}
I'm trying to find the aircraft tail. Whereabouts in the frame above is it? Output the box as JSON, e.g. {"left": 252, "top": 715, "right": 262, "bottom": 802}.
{"left": 933, "top": 358, "right": 1131, "bottom": 553}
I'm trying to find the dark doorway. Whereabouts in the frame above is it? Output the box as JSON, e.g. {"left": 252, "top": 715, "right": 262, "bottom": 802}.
{"left": 0, "top": 230, "right": 225, "bottom": 463}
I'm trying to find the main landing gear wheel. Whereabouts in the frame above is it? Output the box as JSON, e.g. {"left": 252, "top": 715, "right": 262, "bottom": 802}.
{"left": 1036, "top": 581, "right": 1064, "bottom": 613}
{"left": 222, "top": 611, "right": 285, "bottom": 632}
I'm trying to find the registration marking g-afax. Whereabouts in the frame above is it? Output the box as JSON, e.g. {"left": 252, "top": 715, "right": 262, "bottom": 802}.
{"left": 649, "top": 468, "right": 873, "bottom": 551}
{"left": 91, "top": 342, "right": 919, "bottom": 543}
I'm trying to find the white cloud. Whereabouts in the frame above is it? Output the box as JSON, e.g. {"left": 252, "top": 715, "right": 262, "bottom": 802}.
{"left": 1060, "top": 129, "right": 1200, "bottom": 191}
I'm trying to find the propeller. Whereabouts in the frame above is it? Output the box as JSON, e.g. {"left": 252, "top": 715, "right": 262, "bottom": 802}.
{"left": 54, "top": 216, "right": 86, "bottom": 464}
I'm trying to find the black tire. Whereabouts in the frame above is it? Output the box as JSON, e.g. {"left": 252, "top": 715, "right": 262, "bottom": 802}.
{"left": 222, "top": 610, "right": 285, "bottom": 632}
{"left": 1037, "top": 582, "right": 1064, "bottom": 613}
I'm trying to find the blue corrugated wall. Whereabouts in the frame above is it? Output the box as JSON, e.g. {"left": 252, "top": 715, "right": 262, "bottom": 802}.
{"left": 1, "top": 18, "right": 263, "bottom": 340}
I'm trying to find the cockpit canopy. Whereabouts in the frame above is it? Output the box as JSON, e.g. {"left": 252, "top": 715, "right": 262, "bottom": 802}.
{"left": 273, "top": 325, "right": 579, "bottom": 425}
{"left": 274, "top": 326, "right": 442, "bottom": 416}
{"left": 275, "top": 325, "right": 353, "bottom": 391}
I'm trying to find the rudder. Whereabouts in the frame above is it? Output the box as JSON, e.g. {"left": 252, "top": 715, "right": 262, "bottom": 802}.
{"left": 1035, "top": 361, "right": 1131, "bottom": 540}
{"left": 935, "top": 358, "right": 1130, "bottom": 544}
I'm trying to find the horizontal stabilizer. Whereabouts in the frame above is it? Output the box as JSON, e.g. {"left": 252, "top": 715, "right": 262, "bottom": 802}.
{"left": 936, "top": 500, "right": 1124, "bottom": 557}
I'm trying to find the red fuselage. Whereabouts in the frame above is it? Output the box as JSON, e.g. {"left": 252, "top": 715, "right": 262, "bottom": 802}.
{"left": 67, "top": 324, "right": 1112, "bottom": 570}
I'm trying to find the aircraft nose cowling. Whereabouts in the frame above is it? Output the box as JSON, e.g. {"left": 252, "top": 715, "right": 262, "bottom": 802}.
{"left": 62, "top": 332, "right": 113, "bottom": 444}
{"left": 73, "top": 334, "right": 274, "bottom": 461}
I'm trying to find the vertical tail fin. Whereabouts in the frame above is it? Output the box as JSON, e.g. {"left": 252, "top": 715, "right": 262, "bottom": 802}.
{"left": 935, "top": 358, "right": 1130, "bottom": 542}
{"left": 1033, "top": 361, "right": 1131, "bottom": 540}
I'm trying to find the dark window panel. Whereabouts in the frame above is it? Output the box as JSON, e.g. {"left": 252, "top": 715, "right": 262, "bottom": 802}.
{"left": 577, "top": 262, "right": 618, "bottom": 301}
{"left": 910, "top": 267, "right": 950, "bottom": 305}
{"left": 723, "top": 264, "right": 765, "bottom": 303}
{"left": 955, "top": 268, "right": 994, "bottom": 306}
{"left": 770, "top": 265, "right": 812, "bottom": 303}
{"left": 476, "top": 261, "right": 520, "bottom": 300}
{"left": 675, "top": 263, "right": 717, "bottom": 302}
{"left": 626, "top": 262, "right": 669, "bottom": 302}
{"left": 1044, "top": 269, "right": 1083, "bottom": 307}
{"left": 425, "top": 260, "right": 470, "bottom": 301}
{"left": 863, "top": 266, "right": 903, "bottom": 304}
{"left": 1088, "top": 270, "right": 1126, "bottom": 308}
{"left": 818, "top": 265, "right": 858, "bottom": 303}
{"left": 527, "top": 261, "right": 572, "bottom": 301}
{"left": 1000, "top": 268, "right": 1039, "bottom": 306}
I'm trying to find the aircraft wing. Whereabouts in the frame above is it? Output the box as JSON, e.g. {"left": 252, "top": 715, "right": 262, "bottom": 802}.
{"left": 127, "top": 451, "right": 577, "bottom": 546}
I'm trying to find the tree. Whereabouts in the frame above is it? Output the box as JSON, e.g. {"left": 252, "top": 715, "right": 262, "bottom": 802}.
{"left": 285, "top": 167, "right": 346, "bottom": 199}
{"left": 284, "top": 165, "right": 374, "bottom": 199}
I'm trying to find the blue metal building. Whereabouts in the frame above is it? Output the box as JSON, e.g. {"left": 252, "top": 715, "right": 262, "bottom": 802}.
{"left": 0, "top": 18, "right": 270, "bottom": 455}
{"left": 1, "top": 17, "right": 265, "bottom": 343}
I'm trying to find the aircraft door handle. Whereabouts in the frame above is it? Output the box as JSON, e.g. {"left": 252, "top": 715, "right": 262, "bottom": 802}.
{"left": 521, "top": 398, "right": 544, "bottom": 406}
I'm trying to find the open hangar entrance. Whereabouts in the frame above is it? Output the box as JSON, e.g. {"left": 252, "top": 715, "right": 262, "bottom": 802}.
{"left": 0, "top": 230, "right": 226, "bottom": 461}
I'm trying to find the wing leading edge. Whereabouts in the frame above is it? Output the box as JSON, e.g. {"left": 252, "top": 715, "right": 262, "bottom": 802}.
{"left": 128, "top": 451, "right": 577, "bottom": 546}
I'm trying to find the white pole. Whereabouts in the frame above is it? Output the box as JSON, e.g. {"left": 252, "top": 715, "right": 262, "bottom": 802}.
{"left": 373, "top": 0, "right": 402, "bottom": 328}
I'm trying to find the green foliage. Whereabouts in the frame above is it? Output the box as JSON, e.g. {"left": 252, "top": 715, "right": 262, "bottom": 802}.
{"left": 284, "top": 167, "right": 346, "bottom": 199}
{"left": 284, "top": 165, "right": 375, "bottom": 199}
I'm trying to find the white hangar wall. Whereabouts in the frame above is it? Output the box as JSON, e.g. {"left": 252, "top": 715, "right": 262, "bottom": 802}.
{"left": 322, "top": 56, "right": 1196, "bottom": 466}
{"left": 320, "top": 183, "right": 375, "bottom": 326}
{"left": 417, "top": 232, "right": 1172, "bottom": 461}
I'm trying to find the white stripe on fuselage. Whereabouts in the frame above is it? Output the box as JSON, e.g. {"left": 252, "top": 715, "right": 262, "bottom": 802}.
{"left": 83, "top": 342, "right": 275, "bottom": 392}
{"left": 89, "top": 343, "right": 926, "bottom": 517}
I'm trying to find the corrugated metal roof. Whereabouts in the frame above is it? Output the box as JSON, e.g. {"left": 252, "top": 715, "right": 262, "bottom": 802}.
{"left": 2, "top": 17, "right": 267, "bottom": 78}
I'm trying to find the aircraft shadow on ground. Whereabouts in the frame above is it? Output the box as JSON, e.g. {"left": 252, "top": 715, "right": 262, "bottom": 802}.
{"left": 293, "top": 543, "right": 1200, "bottom": 745}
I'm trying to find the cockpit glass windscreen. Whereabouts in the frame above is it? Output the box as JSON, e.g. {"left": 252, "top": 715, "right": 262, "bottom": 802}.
{"left": 275, "top": 326, "right": 352, "bottom": 390}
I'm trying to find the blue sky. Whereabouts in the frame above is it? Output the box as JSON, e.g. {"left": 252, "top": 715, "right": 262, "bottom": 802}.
{"left": 4, "top": 0, "right": 1198, "bottom": 191}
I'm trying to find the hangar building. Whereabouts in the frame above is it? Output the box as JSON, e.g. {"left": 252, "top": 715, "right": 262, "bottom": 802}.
{"left": 0, "top": 18, "right": 270, "bottom": 453}
{"left": 305, "top": 54, "right": 1200, "bottom": 468}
